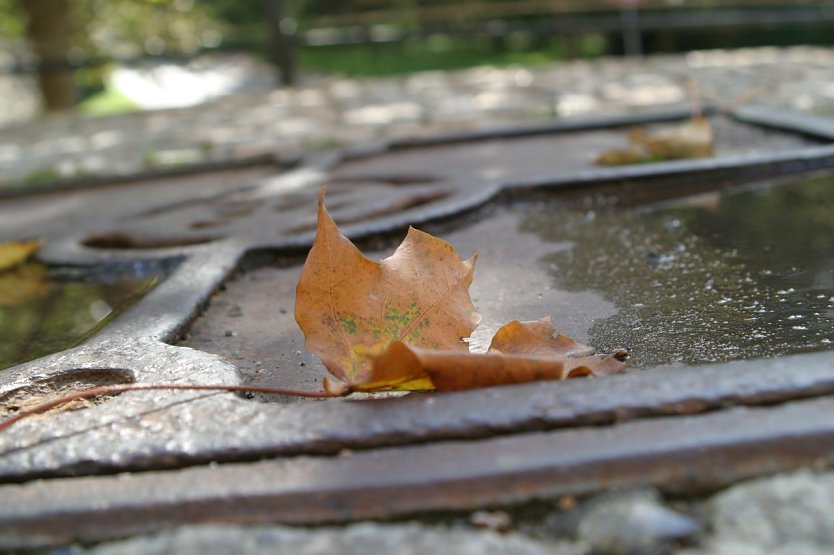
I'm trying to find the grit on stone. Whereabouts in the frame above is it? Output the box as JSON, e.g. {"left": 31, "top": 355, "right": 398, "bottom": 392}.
{"left": 86, "top": 523, "right": 582, "bottom": 555}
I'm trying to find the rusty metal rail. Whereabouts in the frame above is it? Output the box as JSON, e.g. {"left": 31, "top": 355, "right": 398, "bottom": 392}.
{"left": 2, "top": 395, "right": 834, "bottom": 548}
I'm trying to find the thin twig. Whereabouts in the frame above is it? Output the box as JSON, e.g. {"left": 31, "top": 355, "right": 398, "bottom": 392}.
{"left": 0, "top": 383, "right": 340, "bottom": 433}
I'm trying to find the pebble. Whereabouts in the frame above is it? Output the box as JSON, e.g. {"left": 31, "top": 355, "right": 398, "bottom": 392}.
{"left": 575, "top": 489, "right": 700, "bottom": 555}
{"left": 682, "top": 469, "right": 834, "bottom": 555}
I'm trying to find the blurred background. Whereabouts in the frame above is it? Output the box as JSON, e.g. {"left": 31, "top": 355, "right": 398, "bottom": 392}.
{"left": 3, "top": 0, "right": 834, "bottom": 370}
{"left": 4, "top": 0, "right": 834, "bottom": 122}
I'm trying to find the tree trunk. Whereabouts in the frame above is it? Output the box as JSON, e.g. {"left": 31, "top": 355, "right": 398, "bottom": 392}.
{"left": 18, "top": 0, "right": 76, "bottom": 111}
{"left": 264, "top": 0, "right": 297, "bottom": 87}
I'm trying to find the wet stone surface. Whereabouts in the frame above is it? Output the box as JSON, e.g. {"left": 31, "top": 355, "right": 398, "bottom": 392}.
{"left": 523, "top": 171, "right": 834, "bottom": 367}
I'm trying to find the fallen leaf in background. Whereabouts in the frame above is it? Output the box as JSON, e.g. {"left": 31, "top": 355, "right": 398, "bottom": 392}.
{"left": 295, "top": 189, "right": 481, "bottom": 392}
{"left": 297, "top": 192, "right": 628, "bottom": 394}
{"left": 0, "top": 263, "right": 52, "bottom": 306}
{"left": 0, "top": 239, "right": 42, "bottom": 272}
{"left": 596, "top": 117, "right": 713, "bottom": 166}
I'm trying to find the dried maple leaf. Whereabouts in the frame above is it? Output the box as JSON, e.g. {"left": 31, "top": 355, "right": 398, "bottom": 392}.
{"left": 295, "top": 189, "right": 481, "bottom": 393}
{"left": 596, "top": 117, "right": 713, "bottom": 166}
{"left": 0, "top": 239, "right": 42, "bottom": 273}
{"left": 296, "top": 192, "right": 629, "bottom": 395}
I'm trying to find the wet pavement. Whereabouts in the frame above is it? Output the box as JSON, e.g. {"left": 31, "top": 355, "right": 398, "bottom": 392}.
{"left": 3, "top": 48, "right": 834, "bottom": 552}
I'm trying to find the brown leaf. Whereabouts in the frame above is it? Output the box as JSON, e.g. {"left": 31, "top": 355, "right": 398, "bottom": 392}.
{"left": 488, "top": 317, "right": 593, "bottom": 358}
{"left": 0, "top": 239, "right": 42, "bottom": 273}
{"left": 295, "top": 189, "right": 481, "bottom": 391}
{"left": 596, "top": 117, "right": 713, "bottom": 166}
{"left": 351, "top": 318, "right": 628, "bottom": 393}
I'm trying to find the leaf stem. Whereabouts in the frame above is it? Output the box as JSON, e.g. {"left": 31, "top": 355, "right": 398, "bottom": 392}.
{"left": 0, "top": 383, "right": 340, "bottom": 433}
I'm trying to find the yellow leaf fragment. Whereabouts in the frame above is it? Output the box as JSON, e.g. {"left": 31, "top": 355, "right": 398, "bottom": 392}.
{"left": 0, "top": 240, "right": 42, "bottom": 272}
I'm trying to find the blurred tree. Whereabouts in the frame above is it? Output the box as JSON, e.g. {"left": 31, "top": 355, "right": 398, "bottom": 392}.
{"left": 2, "top": 0, "right": 221, "bottom": 112}
{"left": 15, "top": 0, "right": 76, "bottom": 111}
{"left": 264, "top": 0, "right": 297, "bottom": 85}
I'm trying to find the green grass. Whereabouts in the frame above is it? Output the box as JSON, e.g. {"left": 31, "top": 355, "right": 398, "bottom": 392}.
{"left": 79, "top": 87, "right": 139, "bottom": 117}
{"left": 299, "top": 35, "right": 607, "bottom": 77}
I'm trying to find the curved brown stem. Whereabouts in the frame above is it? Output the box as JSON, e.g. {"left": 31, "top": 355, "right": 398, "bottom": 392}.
{"left": 0, "top": 383, "right": 341, "bottom": 433}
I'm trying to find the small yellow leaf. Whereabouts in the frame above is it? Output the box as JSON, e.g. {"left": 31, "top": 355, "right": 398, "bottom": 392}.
{"left": 596, "top": 118, "right": 713, "bottom": 166}
{"left": 0, "top": 240, "right": 43, "bottom": 273}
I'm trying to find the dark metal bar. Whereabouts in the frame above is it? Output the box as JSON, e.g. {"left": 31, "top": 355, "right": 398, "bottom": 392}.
{"left": 2, "top": 395, "right": 834, "bottom": 548}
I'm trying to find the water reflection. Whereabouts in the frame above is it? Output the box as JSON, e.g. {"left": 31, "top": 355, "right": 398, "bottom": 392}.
{"left": 0, "top": 263, "right": 158, "bottom": 370}
{"left": 520, "top": 174, "right": 834, "bottom": 367}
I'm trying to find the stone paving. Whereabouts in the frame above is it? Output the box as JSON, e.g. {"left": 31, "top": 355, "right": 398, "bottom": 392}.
{"left": 2, "top": 47, "right": 834, "bottom": 553}
{"left": 4, "top": 46, "right": 834, "bottom": 188}
{"left": 75, "top": 469, "right": 834, "bottom": 555}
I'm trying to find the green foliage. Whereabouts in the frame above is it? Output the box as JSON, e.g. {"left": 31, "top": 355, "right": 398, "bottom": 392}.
{"left": 300, "top": 36, "right": 596, "bottom": 77}
{"left": 23, "top": 168, "right": 59, "bottom": 185}
{"left": 78, "top": 86, "right": 138, "bottom": 116}
{"left": 0, "top": 0, "right": 24, "bottom": 38}
{"left": 205, "top": 0, "right": 265, "bottom": 25}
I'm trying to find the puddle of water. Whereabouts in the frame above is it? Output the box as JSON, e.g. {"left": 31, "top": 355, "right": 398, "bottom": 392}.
{"left": 519, "top": 173, "right": 834, "bottom": 367}
{"left": 0, "top": 264, "right": 160, "bottom": 371}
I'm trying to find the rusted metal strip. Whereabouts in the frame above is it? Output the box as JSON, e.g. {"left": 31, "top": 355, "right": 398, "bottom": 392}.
{"left": 2, "top": 350, "right": 834, "bottom": 481}
{"left": 2, "top": 395, "right": 834, "bottom": 548}
{"left": 733, "top": 105, "right": 834, "bottom": 141}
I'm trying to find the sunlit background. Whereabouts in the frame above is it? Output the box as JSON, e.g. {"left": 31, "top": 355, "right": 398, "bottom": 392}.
{"left": 3, "top": 0, "right": 834, "bottom": 124}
